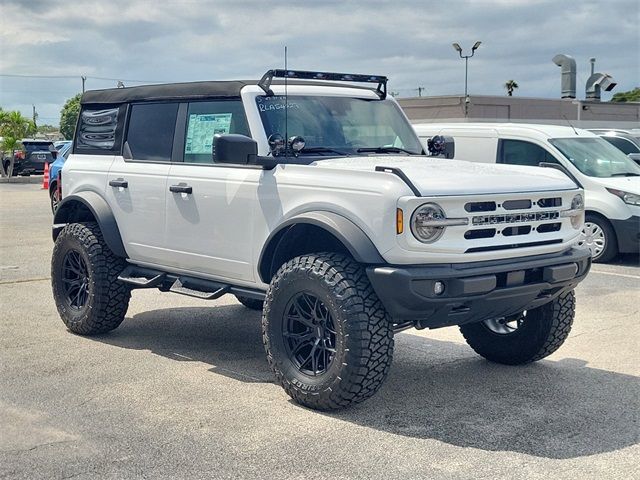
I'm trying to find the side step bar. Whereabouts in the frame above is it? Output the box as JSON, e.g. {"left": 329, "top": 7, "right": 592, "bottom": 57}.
{"left": 169, "top": 277, "right": 229, "bottom": 300}
{"left": 117, "top": 264, "right": 265, "bottom": 301}
{"left": 118, "top": 265, "right": 166, "bottom": 288}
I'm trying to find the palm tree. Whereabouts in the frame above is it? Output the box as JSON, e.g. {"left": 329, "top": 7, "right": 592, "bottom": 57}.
{"left": 2, "top": 110, "right": 35, "bottom": 138}
{"left": 504, "top": 80, "right": 519, "bottom": 96}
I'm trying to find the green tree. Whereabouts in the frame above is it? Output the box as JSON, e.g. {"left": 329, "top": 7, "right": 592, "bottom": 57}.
{"left": 0, "top": 109, "right": 35, "bottom": 138}
{"left": 59, "top": 93, "right": 81, "bottom": 140}
{"left": 504, "top": 80, "right": 519, "bottom": 96}
{"left": 611, "top": 87, "right": 640, "bottom": 103}
{"left": 37, "top": 124, "right": 58, "bottom": 134}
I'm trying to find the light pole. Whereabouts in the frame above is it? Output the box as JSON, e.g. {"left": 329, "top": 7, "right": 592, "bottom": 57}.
{"left": 452, "top": 41, "right": 481, "bottom": 116}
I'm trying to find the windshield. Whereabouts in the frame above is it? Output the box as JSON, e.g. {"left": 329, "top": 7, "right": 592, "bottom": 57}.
{"left": 549, "top": 137, "right": 640, "bottom": 177}
{"left": 23, "top": 142, "right": 53, "bottom": 152}
{"left": 256, "top": 95, "right": 424, "bottom": 156}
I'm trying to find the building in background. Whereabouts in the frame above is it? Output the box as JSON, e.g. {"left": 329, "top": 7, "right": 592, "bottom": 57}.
{"left": 397, "top": 95, "right": 640, "bottom": 130}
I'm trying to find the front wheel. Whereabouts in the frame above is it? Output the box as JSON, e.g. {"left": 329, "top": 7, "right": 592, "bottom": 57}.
{"left": 459, "top": 290, "right": 575, "bottom": 365}
{"left": 578, "top": 214, "right": 617, "bottom": 263}
{"left": 262, "top": 253, "right": 394, "bottom": 410}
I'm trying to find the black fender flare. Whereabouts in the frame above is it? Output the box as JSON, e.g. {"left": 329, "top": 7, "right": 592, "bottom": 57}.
{"left": 258, "top": 211, "right": 385, "bottom": 283}
{"left": 52, "top": 192, "right": 127, "bottom": 258}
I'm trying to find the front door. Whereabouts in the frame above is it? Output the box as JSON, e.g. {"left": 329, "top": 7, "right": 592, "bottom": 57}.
{"left": 162, "top": 99, "right": 259, "bottom": 282}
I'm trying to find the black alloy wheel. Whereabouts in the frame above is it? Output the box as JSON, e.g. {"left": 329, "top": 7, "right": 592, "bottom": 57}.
{"left": 283, "top": 292, "right": 337, "bottom": 376}
{"left": 62, "top": 249, "right": 90, "bottom": 309}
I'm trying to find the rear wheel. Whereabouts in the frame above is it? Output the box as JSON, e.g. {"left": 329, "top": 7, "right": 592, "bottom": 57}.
{"left": 50, "top": 182, "right": 60, "bottom": 213}
{"left": 262, "top": 253, "right": 394, "bottom": 410}
{"left": 459, "top": 291, "right": 575, "bottom": 365}
{"left": 51, "top": 222, "right": 131, "bottom": 335}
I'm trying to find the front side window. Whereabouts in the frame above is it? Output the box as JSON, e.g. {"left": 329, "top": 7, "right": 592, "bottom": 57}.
{"left": 183, "top": 100, "right": 249, "bottom": 163}
{"left": 256, "top": 95, "right": 423, "bottom": 157}
{"left": 602, "top": 136, "right": 640, "bottom": 155}
{"left": 126, "top": 103, "right": 179, "bottom": 162}
{"left": 549, "top": 137, "right": 640, "bottom": 178}
{"left": 499, "top": 139, "right": 557, "bottom": 167}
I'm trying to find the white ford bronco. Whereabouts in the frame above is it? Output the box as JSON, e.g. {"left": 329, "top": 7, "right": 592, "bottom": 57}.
{"left": 51, "top": 69, "right": 591, "bottom": 410}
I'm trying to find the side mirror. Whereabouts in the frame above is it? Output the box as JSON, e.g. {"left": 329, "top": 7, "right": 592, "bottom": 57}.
{"left": 427, "top": 135, "right": 455, "bottom": 159}
{"left": 214, "top": 134, "right": 258, "bottom": 164}
{"left": 51, "top": 150, "right": 58, "bottom": 160}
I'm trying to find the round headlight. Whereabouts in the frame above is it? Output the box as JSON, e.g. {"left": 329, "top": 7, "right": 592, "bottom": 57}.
{"left": 411, "top": 203, "right": 446, "bottom": 243}
{"left": 570, "top": 193, "right": 585, "bottom": 229}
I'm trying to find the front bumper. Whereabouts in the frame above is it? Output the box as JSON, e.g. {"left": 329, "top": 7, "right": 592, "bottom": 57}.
{"left": 611, "top": 216, "right": 640, "bottom": 254}
{"left": 366, "top": 247, "right": 591, "bottom": 329}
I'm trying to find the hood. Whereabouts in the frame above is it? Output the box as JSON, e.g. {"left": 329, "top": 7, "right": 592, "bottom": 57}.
{"left": 312, "top": 156, "right": 578, "bottom": 196}
{"left": 593, "top": 175, "right": 640, "bottom": 194}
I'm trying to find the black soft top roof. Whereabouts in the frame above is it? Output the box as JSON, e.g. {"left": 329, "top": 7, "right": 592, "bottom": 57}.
{"left": 80, "top": 79, "right": 376, "bottom": 105}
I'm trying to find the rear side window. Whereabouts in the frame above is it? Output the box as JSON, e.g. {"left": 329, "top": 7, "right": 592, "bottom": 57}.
{"left": 76, "top": 105, "right": 125, "bottom": 153}
{"left": 499, "top": 139, "right": 557, "bottom": 167}
{"left": 183, "top": 100, "right": 249, "bottom": 163}
{"left": 126, "top": 103, "right": 179, "bottom": 162}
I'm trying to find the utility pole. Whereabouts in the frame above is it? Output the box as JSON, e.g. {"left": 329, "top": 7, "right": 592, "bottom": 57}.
{"left": 32, "top": 104, "right": 38, "bottom": 129}
{"left": 81, "top": 76, "right": 86, "bottom": 93}
{"left": 417, "top": 86, "right": 425, "bottom": 97}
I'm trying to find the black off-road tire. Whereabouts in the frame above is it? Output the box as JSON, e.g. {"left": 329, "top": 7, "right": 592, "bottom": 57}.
{"left": 262, "top": 253, "right": 394, "bottom": 410}
{"left": 51, "top": 222, "right": 131, "bottom": 335}
{"left": 235, "top": 294, "right": 264, "bottom": 311}
{"left": 459, "top": 290, "right": 575, "bottom": 365}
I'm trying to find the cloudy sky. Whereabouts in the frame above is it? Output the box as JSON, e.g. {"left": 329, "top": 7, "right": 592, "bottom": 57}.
{"left": 1, "top": 0, "right": 638, "bottom": 126}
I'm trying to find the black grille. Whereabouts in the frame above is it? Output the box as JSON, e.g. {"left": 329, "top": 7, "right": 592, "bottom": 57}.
{"left": 465, "top": 239, "right": 563, "bottom": 253}
{"left": 465, "top": 201, "right": 496, "bottom": 213}
{"left": 502, "top": 199, "right": 532, "bottom": 210}
{"left": 537, "top": 222, "right": 562, "bottom": 233}
{"left": 537, "top": 197, "right": 562, "bottom": 208}
{"left": 464, "top": 228, "right": 496, "bottom": 239}
{"left": 502, "top": 225, "right": 532, "bottom": 236}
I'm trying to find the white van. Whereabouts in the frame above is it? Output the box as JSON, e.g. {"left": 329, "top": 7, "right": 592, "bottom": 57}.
{"left": 414, "top": 123, "right": 640, "bottom": 262}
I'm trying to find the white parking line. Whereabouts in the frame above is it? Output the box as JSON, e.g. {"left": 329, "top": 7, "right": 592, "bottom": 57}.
{"left": 590, "top": 269, "right": 640, "bottom": 280}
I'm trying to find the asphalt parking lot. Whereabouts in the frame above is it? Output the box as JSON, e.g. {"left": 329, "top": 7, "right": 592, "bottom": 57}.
{"left": 1, "top": 182, "right": 638, "bottom": 480}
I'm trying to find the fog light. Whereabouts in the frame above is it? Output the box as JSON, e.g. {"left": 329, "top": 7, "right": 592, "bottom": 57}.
{"left": 434, "top": 281, "right": 445, "bottom": 296}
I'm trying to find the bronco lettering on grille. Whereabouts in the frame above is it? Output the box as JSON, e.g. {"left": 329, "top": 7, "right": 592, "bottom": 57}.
{"left": 472, "top": 211, "right": 559, "bottom": 226}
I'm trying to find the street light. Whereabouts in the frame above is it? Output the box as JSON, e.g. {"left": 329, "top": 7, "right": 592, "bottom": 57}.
{"left": 452, "top": 41, "right": 481, "bottom": 116}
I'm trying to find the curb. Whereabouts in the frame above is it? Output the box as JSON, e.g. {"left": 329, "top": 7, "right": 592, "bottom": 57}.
{"left": 0, "top": 175, "right": 44, "bottom": 185}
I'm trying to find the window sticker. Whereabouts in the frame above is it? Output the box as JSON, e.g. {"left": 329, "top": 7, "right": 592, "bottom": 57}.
{"left": 185, "top": 113, "right": 232, "bottom": 154}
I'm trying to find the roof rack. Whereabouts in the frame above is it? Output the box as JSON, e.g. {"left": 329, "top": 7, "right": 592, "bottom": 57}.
{"left": 258, "top": 69, "right": 388, "bottom": 99}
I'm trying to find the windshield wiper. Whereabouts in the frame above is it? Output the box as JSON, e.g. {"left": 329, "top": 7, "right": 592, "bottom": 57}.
{"left": 299, "top": 147, "right": 349, "bottom": 156}
{"left": 357, "top": 146, "right": 418, "bottom": 155}
{"left": 611, "top": 172, "right": 640, "bottom": 177}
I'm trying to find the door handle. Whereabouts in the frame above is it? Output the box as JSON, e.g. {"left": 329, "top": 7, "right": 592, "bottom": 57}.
{"left": 109, "top": 178, "right": 128, "bottom": 188}
{"left": 170, "top": 183, "right": 192, "bottom": 194}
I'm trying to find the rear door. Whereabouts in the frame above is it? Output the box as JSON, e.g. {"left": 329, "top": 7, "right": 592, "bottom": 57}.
{"left": 105, "top": 102, "right": 178, "bottom": 265}
{"left": 163, "top": 99, "right": 260, "bottom": 282}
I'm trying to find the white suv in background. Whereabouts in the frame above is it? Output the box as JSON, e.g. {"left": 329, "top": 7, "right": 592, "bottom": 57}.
{"left": 414, "top": 123, "right": 640, "bottom": 262}
{"left": 51, "top": 71, "right": 590, "bottom": 410}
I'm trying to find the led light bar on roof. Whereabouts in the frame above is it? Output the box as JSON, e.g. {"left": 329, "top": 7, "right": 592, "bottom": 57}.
{"left": 258, "top": 69, "right": 388, "bottom": 99}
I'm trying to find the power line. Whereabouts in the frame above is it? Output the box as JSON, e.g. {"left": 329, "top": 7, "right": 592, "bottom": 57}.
{"left": 0, "top": 73, "right": 163, "bottom": 83}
